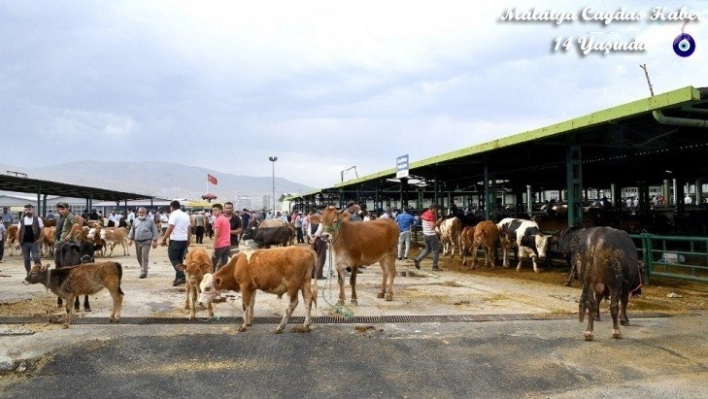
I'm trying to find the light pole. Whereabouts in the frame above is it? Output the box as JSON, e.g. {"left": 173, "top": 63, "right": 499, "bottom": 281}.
{"left": 269, "top": 156, "right": 278, "bottom": 213}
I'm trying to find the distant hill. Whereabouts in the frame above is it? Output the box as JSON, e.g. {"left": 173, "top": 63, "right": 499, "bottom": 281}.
{"left": 0, "top": 161, "right": 314, "bottom": 202}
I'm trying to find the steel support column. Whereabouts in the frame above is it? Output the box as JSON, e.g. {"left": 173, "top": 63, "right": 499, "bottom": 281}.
{"left": 566, "top": 145, "right": 583, "bottom": 226}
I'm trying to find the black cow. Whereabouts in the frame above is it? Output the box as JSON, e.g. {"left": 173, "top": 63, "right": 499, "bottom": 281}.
{"left": 54, "top": 241, "right": 96, "bottom": 311}
{"left": 575, "top": 227, "right": 643, "bottom": 341}
{"left": 242, "top": 226, "right": 292, "bottom": 248}
{"left": 559, "top": 225, "right": 585, "bottom": 286}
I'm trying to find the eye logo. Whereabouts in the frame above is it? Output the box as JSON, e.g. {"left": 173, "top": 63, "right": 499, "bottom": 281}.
{"left": 673, "top": 20, "right": 696, "bottom": 58}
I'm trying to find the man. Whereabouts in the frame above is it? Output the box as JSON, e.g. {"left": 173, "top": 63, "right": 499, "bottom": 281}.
{"left": 211, "top": 204, "right": 230, "bottom": 272}
{"left": 159, "top": 210, "right": 169, "bottom": 236}
{"left": 240, "top": 209, "right": 251, "bottom": 231}
{"left": 395, "top": 206, "right": 416, "bottom": 261}
{"left": 380, "top": 208, "right": 393, "bottom": 219}
{"left": 2, "top": 207, "right": 13, "bottom": 229}
{"left": 0, "top": 222, "right": 6, "bottom": 264}
{"left": 294, "top": 211, "right": 305, "bottom": 243}
{"left": 128, "top": 207, "right": 159, "bottom": 279}
{"left": 308, "top": 210, "right": 327, "bottom": 279}
{"left": 18, "top": 204, "right": 44, "bottom": 275}
{"left": 54, "top": 202, "right": 76, "bottom": 243}
{"left": 413, "top": 204, "right": 442, "bottom": 272}
{"left": 161, "top": 200, "right": 191, "bottom": 286}
{"left": 192, "top": 211, "right": 206, "bottom": 244}
{"left": 89, "top": 209, "right": 99, "bottom": 221}
{"left": 223, "top": 202, "right": 243, "bottom": 256}
{"left": 345, "top": 201, "right": 363, "bottom": 222}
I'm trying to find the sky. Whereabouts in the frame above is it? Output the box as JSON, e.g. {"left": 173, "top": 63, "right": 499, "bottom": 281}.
{"left": 1, "top": 0, "right": 707, "bottom": 189}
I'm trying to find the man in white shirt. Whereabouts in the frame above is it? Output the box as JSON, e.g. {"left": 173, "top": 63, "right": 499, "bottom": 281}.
{"left": 161, "top": 200, "right": 192, "bottom": 286}
{"left": 18, "top": 204, "right": 44, "bottom": 275}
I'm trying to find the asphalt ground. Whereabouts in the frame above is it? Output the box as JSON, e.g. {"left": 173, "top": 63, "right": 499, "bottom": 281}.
{"left": 1, "top": 239, "right": 707, "bottom": 397}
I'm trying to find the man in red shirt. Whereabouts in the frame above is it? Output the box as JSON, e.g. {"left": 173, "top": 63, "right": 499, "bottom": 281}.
{"left": 211, "top": 204, "right": 231, "bottom": 272}
{"left": 413, "top": 204, "right": 442, "bottom": 272}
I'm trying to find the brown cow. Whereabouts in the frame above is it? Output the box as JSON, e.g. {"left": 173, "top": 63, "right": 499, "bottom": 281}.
{"left": 23, "top": 261, "right": 124, "bottom": 328}
{"left": 462, "top": 221, "right": 499, "bottom": 268}
{"left": 41, "top": 226, "right": 56, "bottom": 257}
{"left": 575, "top": 227, "right": 643, "bottom": 341}
{"left": 198, "top": 246, "right": 318, "bottom": 333}
{"left": 319, "top": 206, "right": 399, "bottom": 305}
{"left": 5, "top": 225, "right": 18, "bottom": 256}
{"left": 176, "top": 248, "right": 214, "bottom": 320}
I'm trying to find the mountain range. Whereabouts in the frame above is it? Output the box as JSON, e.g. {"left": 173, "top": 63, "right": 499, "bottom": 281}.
{"left": 0, "top": 161, "right": 315, "bottom": 202}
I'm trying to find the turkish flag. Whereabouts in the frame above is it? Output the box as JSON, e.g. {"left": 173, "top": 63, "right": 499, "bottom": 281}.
{"left": 207, "top": 174, "right": 218, "bottom": 185}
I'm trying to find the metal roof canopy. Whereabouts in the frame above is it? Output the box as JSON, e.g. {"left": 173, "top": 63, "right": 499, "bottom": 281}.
{"left": 0, "top": 174, "right": 153, "bottom": 202}
{"left": 293, "top": 85, "right": 708, "bottom": 211}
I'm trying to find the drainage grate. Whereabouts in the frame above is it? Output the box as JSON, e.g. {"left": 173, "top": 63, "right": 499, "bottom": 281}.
{"left": 0, "top": 312, "right": 672, "bottom": 325}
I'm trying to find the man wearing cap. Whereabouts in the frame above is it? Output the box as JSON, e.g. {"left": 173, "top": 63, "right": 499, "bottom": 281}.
{"left": 18, "top": 204, "right": 44, "bottom": 275}
{"left": 55, "top": 202, "right": 76, "bottom": 243}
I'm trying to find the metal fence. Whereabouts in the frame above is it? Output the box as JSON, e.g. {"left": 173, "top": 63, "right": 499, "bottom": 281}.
{"left": 631, "top": 233, "right": 708, "bottom": 284}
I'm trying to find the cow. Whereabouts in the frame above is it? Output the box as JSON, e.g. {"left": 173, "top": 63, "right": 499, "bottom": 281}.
{"left": 558, "top": 226, "right": 585, "bottom": 286}
{"left": 23, "top": 261, "right": 124, "bottom": 328}
{"left": 462, "top": 221, "right": 499, "bottom": 268}
{"left": 575, "top": 227, "right": 643, "bottom": 341}
{"left": 41, "top": 226, "right": 56, "bottom": 257}
{"left": 241, "top": 225, "right": 291, "bottom": 248}
{"left": 5, "top": 225, "right": 18, "bottom": 256}
{"left": 198, "top": 246, "right": 318, "bottom": 333}
{"left": 101, "top": 227, "right": 130, "bottom": 257}
{"left": 55, "top": 241, "right": 97, "bottom": 311}
{"left": 436, "top": 216, "right": 462, "bottom": 258}
{"left": 87, "top": 227, "right": 107, "bottom": 257}
{"left": 319, "top": 205, "right": 399, "bottom": 305}
{"left": 176, "top": 248, "right": 214, "bottom": 320}
{"left": 497, "top": 218, "right": 551, "bottom": 272}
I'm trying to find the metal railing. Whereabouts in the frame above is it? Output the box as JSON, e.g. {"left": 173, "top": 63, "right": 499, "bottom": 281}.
{"left": 631, "top": 233, "right": 708, "bottom": 284}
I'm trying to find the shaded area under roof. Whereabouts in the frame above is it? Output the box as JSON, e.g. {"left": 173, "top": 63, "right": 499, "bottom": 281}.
{"left": 0, "top": 174, "right": 153, "bottom": 202}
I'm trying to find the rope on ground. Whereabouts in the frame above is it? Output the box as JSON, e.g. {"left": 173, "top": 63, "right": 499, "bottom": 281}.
{"left": 321, "top": 246, "right": 353, "bottom": 318}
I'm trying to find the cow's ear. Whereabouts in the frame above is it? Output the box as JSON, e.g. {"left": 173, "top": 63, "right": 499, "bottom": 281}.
{"left": 214, "top": 277, "right": 222, "bottom": 287}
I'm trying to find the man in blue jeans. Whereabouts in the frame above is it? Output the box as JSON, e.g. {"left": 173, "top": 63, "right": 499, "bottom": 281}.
{"left": 161, "top": 200, "right": 192, "bottom": 286}
{"left": 17, "top": 204, "right": 44, "bottom": 275}
{"left": 395, "top": 207, "right": 416, "bottom": 261}
{"left": 413, "top": 204, "right": 442, "bottom": 272}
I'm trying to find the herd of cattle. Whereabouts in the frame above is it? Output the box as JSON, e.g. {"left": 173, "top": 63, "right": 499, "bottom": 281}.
{"left": 13, "top": 207, "right": 644, "bottom": 341}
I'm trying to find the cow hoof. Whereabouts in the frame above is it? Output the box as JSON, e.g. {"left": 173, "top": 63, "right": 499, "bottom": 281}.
{"left": 274, "top": 329, "right": 284, "bottom": 334}
{"left": 385, "top": 296, "right": 393, "bottom": 302}
{"left": 612, "top": 329, "right": 622, "bottom": 339}
{"left": 533, "top": 269, "right": 540, "bottom": 273}
{"left": 237, "top": 327, "right": 247, "bottom": 332}
{"left": 583, "top": 331, "right": 593, "bottom": 341}
{"left": 84, "top": 308, "right": 91, "bottom": 313}
{"left": 620, "top": 319, "right": 629, "bottom": 326}
{"left": 350, "top": 299, "right": 358, "bottom": 306}
{"left": 377, "top": 293, "right": 385, "bottom": 299}
{"left": 62, "top": 325, "right": 70, "bottom": 329}
{"left": 291, "top": 326, "right": 311, "bottom": 333}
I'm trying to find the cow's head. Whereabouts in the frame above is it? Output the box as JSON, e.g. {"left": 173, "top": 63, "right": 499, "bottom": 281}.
{"left": 241, "top": 226, "right": 257, "bottom": 241}
{"left": 197, "top": 273, "right": 219, "bottom": 305}
{"left": 319, "top": 206, "right": 345, "bottom": 243}
{"left": 176, "top": 260, "right": 212, "bottom": 278}
{"left": 23, "top": 263, "right": 50, "bottom": 285}
{"left": 87, "top": 228, "right": 97, "bottom": 239}
{"left": 534, "top": 234, "right": 550, "bottom": 258}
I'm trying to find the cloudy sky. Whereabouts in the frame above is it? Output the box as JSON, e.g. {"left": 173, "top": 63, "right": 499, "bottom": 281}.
{"left": 2, "top": 0, "right": 706, "bottom": 189}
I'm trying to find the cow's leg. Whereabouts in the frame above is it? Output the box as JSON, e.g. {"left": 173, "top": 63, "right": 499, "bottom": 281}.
{"left": 609, "top": 289, "right": 622, "bottom": 339}
{"left": 238, "top": 290, "right": 254, "bottom": 332}
{"left": 516, "top": 249, "right": 523, "bottom": 271}
{"left": 300, "top": 282, "right": 314, "bottom": 332}
{"left": 565, "top": 259, "right": 576, "bottom": 286}
{"left": 83, "top": 295, "right": 91, "bottom": 312}
{"left": 189, "top": 283, "right": 198, "bottom": 320}
{"left": 63, "top": 295, "right": 76, "bottom": 329}
{"left": 73, "top": 296, "right": 80, "bottom": 311}
{"left": 349, "top": 266, "right": 359, "bottom": 305}
{"left": 470, "top": 243, "right": 479, "bottom": 268}
{"left": 184, "top": 282, "right": 191, "bottom": 310}
{"left": 108, "top": 287, "right": 123, "bottom": 323}
{"left": 619, "top": 291, "right": 630, "bottom": 326}
{"left": 276, "top": 290, "right": 299, "bottom": 334}
{"left": 502, "top": 247, "right": 509, "bottom": 267}
{"left": 531, "top": 255, "right": 540, "bottom": 273}
{"left": 581, "top": 285, "right": 596, "bottom": 341}
{"left": 336, "top": 267, "right": 347, "bottom": 305}
{"left": 57, "top": 296, "right": 63, "bottom": 308}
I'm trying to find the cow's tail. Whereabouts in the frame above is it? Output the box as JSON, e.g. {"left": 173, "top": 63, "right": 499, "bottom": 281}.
{"left": 114, "top": 262, "right": 125, "bottom": 296}
{"left": 309, "top": 249, "right": 318, "bottom": 309}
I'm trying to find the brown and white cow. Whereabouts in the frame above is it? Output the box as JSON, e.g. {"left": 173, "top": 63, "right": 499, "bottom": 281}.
{"left": 462, "top": 221, "right": 499, "bottom": 268}
{"left": 198, "top": 246, "right": 317, "bottom": 333}
{"left": 41, "top": 226, "right": 56, "bottom": 257}
{"left": 436, "top": 216, "right": 462, "bottom": 258}
{"left": 497, "top": 218, "right": 551, "bottom": 272}
{"left": 319, "top": 206, "right": 399, "bottom": 305}
{"left": 101, "top": 227, "right": 130, "bottom": 257}
{"left": 176, "top": 247, "right": 214, "bottom": 320}
{"left": 5, "top": 225, "right": 18, "bottom": 256}
{"left": 575, "top": 226, "right": 643, "bottom": 341}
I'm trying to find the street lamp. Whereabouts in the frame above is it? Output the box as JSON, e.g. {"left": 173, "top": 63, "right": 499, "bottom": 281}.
{"left": 269, "top": 156, "right": 278, "bottom": 212}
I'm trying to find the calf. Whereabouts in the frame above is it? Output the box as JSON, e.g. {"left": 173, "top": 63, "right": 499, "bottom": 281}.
{"left": 6, "top": 225, "right": 18, "bottom": 256}
{"left": 23, "top": 261, "right": 124, "bottom": 328}
{"left": 497, "top": 218, "right": 551, "bottom": 272}
{"left": 462, "top": 221, "right": 499, "bottom": 268}
{"left": 198, "top": 246, "right": 317, "bottom": 333}
{"left": 575, "top": 227, "right": 642, "bottom": 341}
{"left": 101, "top": 227, "right": 130, "bottom": 257}
{"left": 41, "top": 226, "right": 56, "bottom": 257}
{"left": 176, "top": 248, "right": 214, "bottom": 320}
{"left": 242, "top": 225, "right": 292, "bottom": 248}
{"left": 436, "top": 216, "right": 462, "bottom": 257}
{"left": 55, "top": 241, "right": 97, "bottom": 311}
